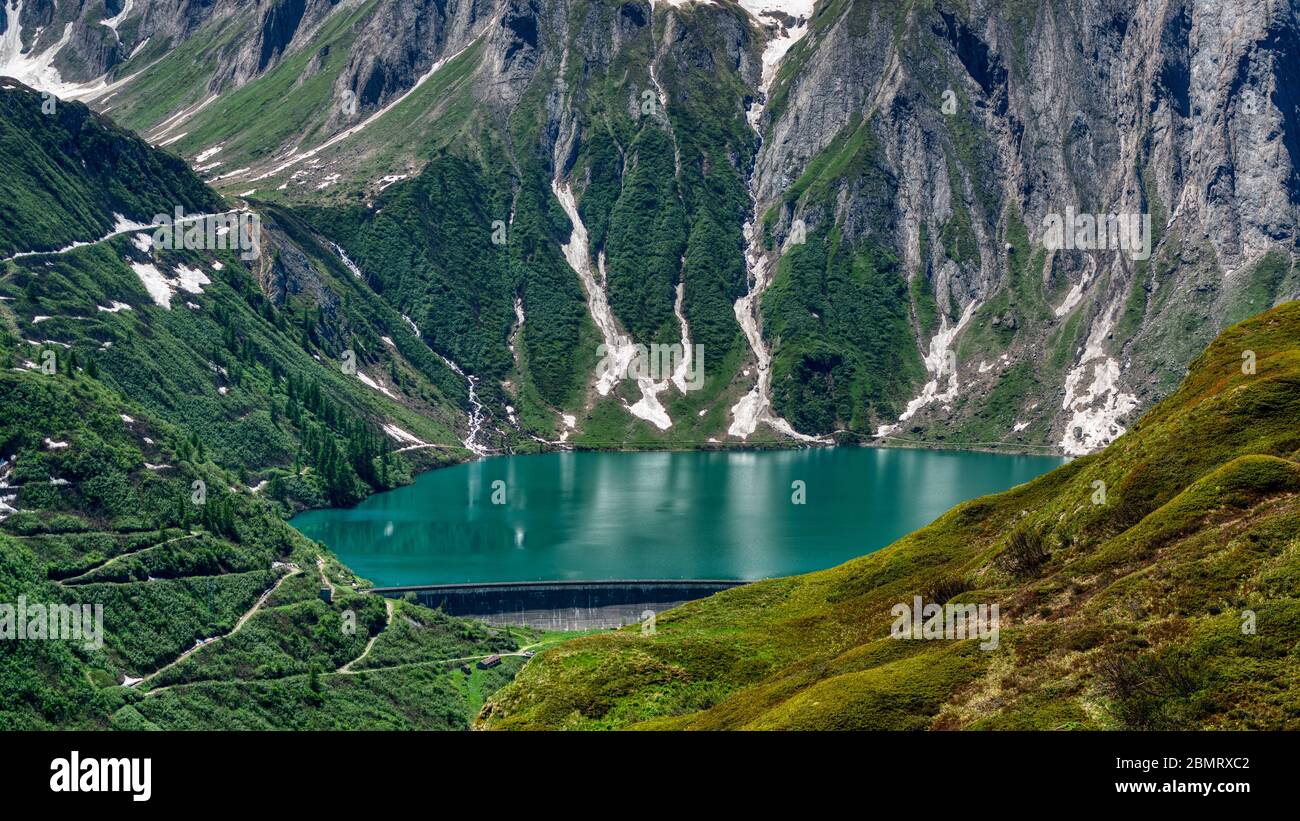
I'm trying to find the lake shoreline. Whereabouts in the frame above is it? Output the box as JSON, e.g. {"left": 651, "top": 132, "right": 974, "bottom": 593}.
{"left": 292, "top": 448, "right": 1068, "bottom": 588}
{"left": 287, "top": 435, "right": 1069, "bottom": 523}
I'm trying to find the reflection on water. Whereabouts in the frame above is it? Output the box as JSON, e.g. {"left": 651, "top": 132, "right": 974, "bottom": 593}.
{"left": 291, "top": 448, "right": 1066, "bottom": 587}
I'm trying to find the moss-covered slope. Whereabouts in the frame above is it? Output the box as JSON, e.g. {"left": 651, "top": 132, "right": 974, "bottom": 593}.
{"left": 482, "top": 301, "right": 1300, "bottom": 730}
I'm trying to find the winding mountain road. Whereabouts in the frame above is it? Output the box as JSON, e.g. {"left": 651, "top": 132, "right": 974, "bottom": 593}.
{"left": 337, "top": 598, "right": 393, "bottom": 673}
{"left": 138, "top": 564, "right": 300, "bottom": 691}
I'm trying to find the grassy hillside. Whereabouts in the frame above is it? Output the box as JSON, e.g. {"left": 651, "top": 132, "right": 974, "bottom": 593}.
{"left": 0, "top": 80, "right": 222, "bottom": 258}
{"left": 0, "top": 357, "right": 543, "bottom": 729}
{"left": 481, "top": 301, "right": 1300, "bottom": 729}
{"left": 0, "top": 82, "right": 544, "bottom": 730}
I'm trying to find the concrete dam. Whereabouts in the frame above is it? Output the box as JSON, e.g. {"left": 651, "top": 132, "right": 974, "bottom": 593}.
{"left": 370, "top": 579, "right": 748, "bottom": 630}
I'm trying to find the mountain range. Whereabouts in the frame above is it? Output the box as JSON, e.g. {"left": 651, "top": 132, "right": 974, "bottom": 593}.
{"left": 4, "top": 0, "right": 1296, "bottom": 455}
{"left": 1, "top": 0, "right": 1298, "bottom": 731}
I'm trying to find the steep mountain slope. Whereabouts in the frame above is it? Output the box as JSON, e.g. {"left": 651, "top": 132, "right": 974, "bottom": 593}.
{"left": 746, "top": 0, "right": 1300, "bottom": 455}
{"left": 9, "top": 0, "right": 1297, "bottom": 456}
{"left": 0, "top": 82, "right": 537, "bottom": 729}
{"left": 481, "top": 300, "right": 1300, "bottom": 730}
{"left": 0, "top": 74, "right": 219, "bottom": 257}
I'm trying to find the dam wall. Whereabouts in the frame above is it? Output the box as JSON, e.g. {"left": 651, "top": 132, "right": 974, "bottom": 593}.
{"left": 371, "top": 579, "right": 747, "bottom": 630}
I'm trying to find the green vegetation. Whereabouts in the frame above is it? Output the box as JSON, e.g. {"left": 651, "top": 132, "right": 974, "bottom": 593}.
{"left": 0, "top": 84, "right": 221, "bottom": 257}
{"left": 911, "top": 225, "right": 941, "bottom": 338}
{"left": 602, "top": 127, "right": 687, "bottom": 346}
{"left": 483, "top": 301, "right": 1300, "bottom": 729}
{"left": 300, "top": 154, "right": 516, "bottom": 382}
{"left": 658, "top": 7, "right": 756, "bottom": 376}
{"left": 0, "top": 82, "right": 546, "bottom": 730}
{"left": 764, "top": 225, "right": 924, "bottom": 436}
{"left": 125, "top": 593, "right": 534, "bottom": 730}
{"left": 147, "top": 1, "right": 382, "bottom": 165}
{"left": 7, "top": 0, "right": 1300, "bottom": 735}
{"left": 1225, "top": 250, "right": 1292, "bottom": 325}
{"left": 957, "top": 208, "right": 1044, "bottom": 360}
{"left": 947, "top": 360, "right": 1041, "bottom": 444}
{"left": 510, "top": 162, "right": 602, "bottom": 415}
{"left": 940, "top": 201, "right": 979, "bottom": 270}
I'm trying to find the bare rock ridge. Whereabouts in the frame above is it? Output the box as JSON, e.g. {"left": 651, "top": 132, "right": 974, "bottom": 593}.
{"left": 4, "top": 0, "right": 1297, "bottom": 455}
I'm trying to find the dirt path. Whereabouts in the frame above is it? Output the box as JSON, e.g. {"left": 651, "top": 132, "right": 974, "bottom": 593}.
{"left": 336, "top": 646, "right": 536, "bottom": 677}
{"left": 138, "top": 565, "right": 300, "bottom": 691}
{"left": 58, "top": 533, "right": 197, "bottom": 586}
{"left": 338, "top": 598, "right": 393, "bottom": 673}
{"left": 316, "top": 555, "right": 337, "bottom": 596}
{"left": 140, "top": 623, "right": 552, "bottom": 695}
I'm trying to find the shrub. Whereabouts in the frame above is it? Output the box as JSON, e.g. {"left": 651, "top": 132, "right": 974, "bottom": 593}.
{"left": 923, "top": 576, "right": 973, "bottom": 605}
{"left": 1094, "top": 650, "right": 1204, "bottom": 729}
{"left": 995, "top": 525, "right": 1051, "bottom": 576}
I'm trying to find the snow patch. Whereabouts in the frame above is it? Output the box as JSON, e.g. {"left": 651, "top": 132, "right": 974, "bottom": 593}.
{"left": 726, "top": 12, "right": 826, "bottom": 445}
{"left": 383, "top": 424, "right": 426, "bottom": 448}
{"left": 194, "top": 144, "right": 223, "bottom": 164}
{"left": 552, "top": 179, "right": 672, "bottom": 430}
{"left": 876, "top": 300, "right": 979, "bottom": 437}
{"left": 174, "top": 265, "right": 210, "bottom": 293}
{"left": 129, "top": 263, "right": 174, "bottom": 308}
{"left": 208, "top": 166, "right": 251, "bottom": 182}
{"left": 1053, "top": 256, "right": 1097, "bottom": 318}
{"left": 738, "top": 1, "right": 816, "bottom": 128}
{"left": 130, "top": 263, "right": 208, "bottom": 308}
{"left": 356, "top": 371, "right": 396, "bottom": 399}
{"left": 1058, "top": 306, "right": 1138, "bottom": 455}
{"left": 149, "top": 94, "right": 218, "bottom": 144}
{"left": 247, "top": 38, "right": 482, "bottom": 184}
{"left": 1059, "top": 358, "right": 1138, "bottom": 455}
{"left": 0, "top": 2, "right": 78, "bottom": 95}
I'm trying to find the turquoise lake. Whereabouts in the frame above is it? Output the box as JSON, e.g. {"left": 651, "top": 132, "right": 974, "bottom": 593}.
{"left": 290, "top": 448, "right": 1066, "bottom": 587}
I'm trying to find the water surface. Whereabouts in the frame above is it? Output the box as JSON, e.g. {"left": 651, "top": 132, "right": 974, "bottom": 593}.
{"left": 291, "top": 448, "right": 1065, "bottom": 586}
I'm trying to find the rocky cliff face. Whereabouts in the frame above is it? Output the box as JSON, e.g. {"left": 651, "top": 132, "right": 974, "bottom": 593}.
{"left": 751, "top": 0, "right": 1300, "bottom": 454}
{"left": 5, "top": 0, "right": 1297, "bottom": 455}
